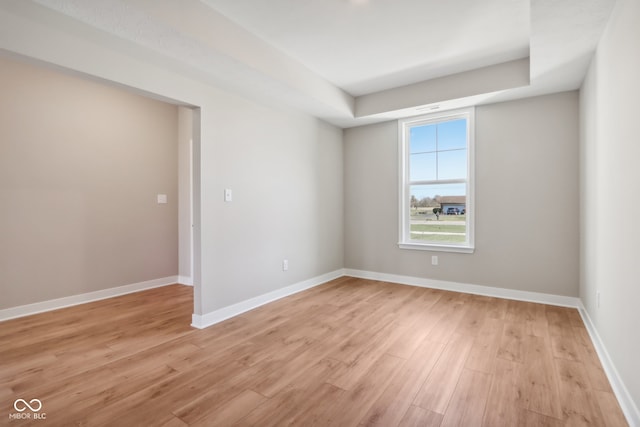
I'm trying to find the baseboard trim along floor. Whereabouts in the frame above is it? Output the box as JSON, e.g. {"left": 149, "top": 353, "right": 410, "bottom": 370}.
{"left": 2, "top": 268, "right": 636, "bottom": 426}
{"left": 578, "top": 303, "right": 640, "bottom": 427}
{"left": 191, "top": 269, "right": 345, "bottom": 329}
{"left": 0, "top": 275, "right": 179, "bottom": 322}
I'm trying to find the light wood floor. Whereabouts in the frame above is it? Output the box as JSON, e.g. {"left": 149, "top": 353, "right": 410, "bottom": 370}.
{"left": 0, "top": 277, "right": 628, "bottom": 426}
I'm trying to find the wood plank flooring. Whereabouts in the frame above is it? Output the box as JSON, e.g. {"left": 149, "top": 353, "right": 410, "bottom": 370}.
{"left": 0, "top": 277, "right": 628, "bottom": 426}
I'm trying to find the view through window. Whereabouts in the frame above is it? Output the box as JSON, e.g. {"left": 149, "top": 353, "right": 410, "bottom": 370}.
{"left": 399, "top": 108, "right": 474, "bottom": 252}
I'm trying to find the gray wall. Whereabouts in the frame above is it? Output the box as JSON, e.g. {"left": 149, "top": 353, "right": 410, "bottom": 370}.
{"left": 199, "top": 93, "right": 344, "bottom": 313}
{"left": 580, "top": 0, "right": 640, "bottom": 413}
{"left": 345, "top": 92, "right": 580, "bottom": 297}
{"left": 0, "top": 9, "right": 346, "bottom": 318}
{"left": 0, "top": 55, "right": 179, "bottom": 309}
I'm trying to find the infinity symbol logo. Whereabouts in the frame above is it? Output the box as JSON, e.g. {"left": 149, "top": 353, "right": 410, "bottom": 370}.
{"left": 13, "top": 398, "right": 42, "bottom": 412}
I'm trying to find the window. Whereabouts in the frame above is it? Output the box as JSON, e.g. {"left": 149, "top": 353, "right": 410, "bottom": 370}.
{"left": 398, "top": 108, "right": 474, "bottom": 253}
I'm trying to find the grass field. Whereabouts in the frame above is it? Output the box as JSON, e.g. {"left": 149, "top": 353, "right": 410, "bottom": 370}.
{"left": 409, "top": 232, "right": 467, "bottom": 243}
{"left": 411, "top": 209, "right": 465, "bottom": 221}
{"left": 410, "top": 211, "right": 466, "bottom": 243}
{"left": 411, "top": 223, "right": 465, "bottom": 233}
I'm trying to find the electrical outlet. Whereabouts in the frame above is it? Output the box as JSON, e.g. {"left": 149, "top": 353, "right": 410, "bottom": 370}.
{"left": 282, "top": 259, "right": 289, "bottom": 271}
{"left": 596, "top": 290, "right": 601, "bottom": 308}
{"left": 431, "top": 255, "right": 438, "bottom": 266}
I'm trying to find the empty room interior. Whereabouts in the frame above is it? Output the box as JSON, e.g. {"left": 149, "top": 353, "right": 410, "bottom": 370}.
{"left": 0, "top": 0, "right": 639, "bottom": 426}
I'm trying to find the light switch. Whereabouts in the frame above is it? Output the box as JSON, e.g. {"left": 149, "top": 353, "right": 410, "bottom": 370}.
{"left": 157, "top": 194, "right": 167, "bottom": 204}
{"left": 224, "top": 189, "right": 233, "bottom": 202}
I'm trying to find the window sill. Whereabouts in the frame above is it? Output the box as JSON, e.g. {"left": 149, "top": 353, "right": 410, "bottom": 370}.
{"left": 398, "top": 242, "right": 475, "bottom": 254}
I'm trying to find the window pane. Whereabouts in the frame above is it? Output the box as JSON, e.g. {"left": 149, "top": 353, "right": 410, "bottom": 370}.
{"left": 437, "top": 149, "right": 467, "bottom": 180}
{"left": 409, "top": 183, "right": 466, "bottom": 243}
{"left": 437, "top": 119, "right": 467, "bottom": 151}
{"left": 410, "top": 183, "right": 466, "bottom": 202}
{"left": 410, "top": 124, "right": 436, "bottom": 153}
{"left": 410, "top": 152, "right": 436, "bottom": 181}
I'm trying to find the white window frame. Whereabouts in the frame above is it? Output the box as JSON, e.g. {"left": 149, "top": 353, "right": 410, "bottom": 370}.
{"left": 398, "top": 107, "right": 475, "bottom": 253}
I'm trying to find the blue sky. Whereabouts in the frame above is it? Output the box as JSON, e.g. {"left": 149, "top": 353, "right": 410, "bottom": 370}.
{"left": 409, "top": 118, "right": 467, "bottom": 199}
{"left": 410, "top": 118, "right": 466, "bottom": 154}
{"left": 411, "top": 183, "right": 466, "bottom": 200}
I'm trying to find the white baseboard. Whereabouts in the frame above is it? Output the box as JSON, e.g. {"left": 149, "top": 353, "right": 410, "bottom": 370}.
{"left": 345, "top": 269, "right": 637, "bottom": 426}
{"left": 0, "top": 276, "right": 179, "bottom": 322}
{"left": 578, "top": 302, "right": 640, "bottom": 427}
{"left": 344, "top": 269, "right": 581, "bottom": 308}
{"left": 191, "top": 269, "right": 345, "bottom": 329}
{"left": 191, "top": 267, "right": 580, "bottom": 330}
{"left": 178, "top": 275, "right": 193, "bottom": 286}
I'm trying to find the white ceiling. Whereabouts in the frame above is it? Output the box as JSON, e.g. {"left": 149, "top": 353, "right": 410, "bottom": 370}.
{"left": 19, "top": 0, "right": 617, "bottom": 127}
{"left": 200, "top": 0, "right": 531, "bottom": 96}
